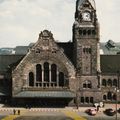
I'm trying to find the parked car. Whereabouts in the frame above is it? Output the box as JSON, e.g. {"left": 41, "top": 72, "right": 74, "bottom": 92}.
{"left": 118, "top": 108, "right": 120, "bottom": 113}
{"left": 85, "top": 108, "right": 97, "bottom": 116}
{"left": 104, "top": 108, "right": 116, "bottom": 116}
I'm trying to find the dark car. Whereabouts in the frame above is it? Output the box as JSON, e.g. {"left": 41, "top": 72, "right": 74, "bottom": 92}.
{"left": 118, "top": 108, "right": 120, "bottom": 113}
{"left": 104, "top": 108, "right": 116, "bottom": 116}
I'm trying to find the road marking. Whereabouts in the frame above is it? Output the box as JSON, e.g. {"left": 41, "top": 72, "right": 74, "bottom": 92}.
{"left": 63, "top": 111, "right": 87, "bottom": 120}
{"left": 1, "top": 115, "right": 18, "bottom": 120}
{"left": 1, "top": 109, "right": 27, "bottom": 120}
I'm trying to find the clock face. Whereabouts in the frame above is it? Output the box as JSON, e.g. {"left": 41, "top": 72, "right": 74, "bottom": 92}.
{"left": 82, "top": 12, "right": 91, "bottom": 21}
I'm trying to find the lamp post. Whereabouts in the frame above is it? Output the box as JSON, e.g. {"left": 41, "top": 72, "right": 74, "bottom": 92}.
{"left": 115, "top": 87, "right": 119, "bottom": 120}
{"left": 76, "top": 90, "right": 79, "bottom": 109}
{"left": 115, "top": 71, "right": 120, "bottom": 120}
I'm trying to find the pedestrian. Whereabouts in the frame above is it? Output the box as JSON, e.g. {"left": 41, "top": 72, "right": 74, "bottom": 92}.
{"left": 13, "top": 109, "right": 16, "bottom": 115}
{"left": 97, "top": 106, "right": 100, "bottom": 112}
{"left": 18, "top": 110, "right": 20, "bottom": 115}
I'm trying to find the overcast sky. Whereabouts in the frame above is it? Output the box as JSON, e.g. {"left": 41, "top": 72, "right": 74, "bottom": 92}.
{"left": 0, "top": 0, "right": 120, "bottom": 47}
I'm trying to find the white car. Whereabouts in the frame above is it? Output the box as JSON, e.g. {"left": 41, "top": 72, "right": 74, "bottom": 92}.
{"left": 86, "top": 108, "right": 97, "bottom": 116}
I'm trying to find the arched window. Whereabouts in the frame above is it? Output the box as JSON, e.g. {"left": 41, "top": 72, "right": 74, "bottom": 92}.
{"left": 86, "top": 48, "right": 89, "bottom": 53}
{"left": 29, "top": 72, "right": 34, "bottom": 87}
{"left": 107, "top": 92, "right": 112, "bottom": 100}
{"left": 108, "top": 79, "right": 112, "bottom": 86}
{"left": 51, "top": 64, "right": 57, "bottom": 82}
{"left": 79, "top": 30, "right": 82, "bottom": 35}
{"left": 89, "top": 48, "right": 91, "bottom": 54}
{"left": 83, "top": 81, "right": 92, "bottom": 89}
{"left": 103, "top": 95, "right": 107, "bottom": 100}
{"left": 85, "top": 97, "right": 89, "bottom": 103}
{"left": 92, "top": 30, "right": 96, "bottom": 35}
{"left": 83, "top": 48, "right": 86, "bottom": 53}
{"left": 59, "top": 72, "right": 64, "bottom": 87}
{"left": 90, "top": 97, "right": 94, "bottom": 103}
{"left": 81, "top": 97, "right": 84, "bottom": 103}
{"left": 113, "top": 94, "right": 117, "bottom": 101}
{"left": 102, "top": 79, "right": 107, "bottom": 86}
{"left": 36, "top": 64, "right": 42, "bottom": 82}
{"left": 83, "top": 30, "right": 86, "bottom": 35}
{"left": 88, "top": 81, "right": 92, "bottom": 88}
{"left": 88, "top": 30, "right": 91, "bottom": 35}
{"left": 44, "top": 62, "right": 49, "bottom": 82}
{"left": 113, "top": 79, "right": 117, "bottom": 87}
{"left": 83, "top": 83, "right": 87, "bottom": 88}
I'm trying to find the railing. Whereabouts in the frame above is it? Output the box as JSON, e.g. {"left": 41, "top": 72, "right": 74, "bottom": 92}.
{"left": 22, "top": 84, "right": 69, "bottom": 91}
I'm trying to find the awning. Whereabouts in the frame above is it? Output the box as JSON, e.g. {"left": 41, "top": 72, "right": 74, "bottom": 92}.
{"left": 14, "top": 91, "right": 75, "bottom": 98}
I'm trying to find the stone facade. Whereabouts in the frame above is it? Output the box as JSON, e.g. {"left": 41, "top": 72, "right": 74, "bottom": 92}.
{"left": 0, "top": 0, "right": 120, "bottom": 106}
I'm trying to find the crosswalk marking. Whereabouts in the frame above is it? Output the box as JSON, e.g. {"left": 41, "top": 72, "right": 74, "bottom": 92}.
{"left": 63, "top": 111, "right": 87, "bottom": 120}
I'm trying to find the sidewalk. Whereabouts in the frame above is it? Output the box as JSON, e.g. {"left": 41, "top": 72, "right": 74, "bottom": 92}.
{"left": 0, "top": 104, "right": 120, "bottom": 116}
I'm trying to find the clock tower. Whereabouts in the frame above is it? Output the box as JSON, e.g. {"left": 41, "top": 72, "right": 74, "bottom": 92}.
{"left": 73, "top": 0, "right": 100, "bottom": 76}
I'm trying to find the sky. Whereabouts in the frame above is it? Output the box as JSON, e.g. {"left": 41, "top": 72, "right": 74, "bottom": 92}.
{"left": 0, "top": 0, "right": 120, "bottom": 48}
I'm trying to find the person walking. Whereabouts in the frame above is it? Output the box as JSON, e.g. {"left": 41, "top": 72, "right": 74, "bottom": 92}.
{"left": 18, "top": 110, "right": 20, "bottom": 115}
{"left": 13, "top": 109, "right": 16, "bottom": 115}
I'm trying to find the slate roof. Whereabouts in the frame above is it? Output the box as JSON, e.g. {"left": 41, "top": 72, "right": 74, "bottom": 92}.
{"left": 57, "top": 42, "right": 74, "bottom": 63}
{"left": 14, "top": 46, "right": 29, "bottom": 55}
{"left": 100, "top": 55, "right": 120, "bottom": 74}
{"left": 1, "top": 42, "right": 120, "bottom": 75}
{"left": 0, "top": 55, "right": 24, "bottom": 74}
{"left": 100, "top": 41, "right": 120, "bottom": 55}
{"left": 14, "top": 91, "right": 75, "bottom": 98}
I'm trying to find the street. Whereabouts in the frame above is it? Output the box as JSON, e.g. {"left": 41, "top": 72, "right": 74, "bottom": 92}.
{"left": 0, "top": 104, "right": 120, "bottom": 120}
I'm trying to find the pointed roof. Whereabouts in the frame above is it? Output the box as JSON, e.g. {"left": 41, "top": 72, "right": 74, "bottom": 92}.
{"left": 77, "top": 0, "right": 96, "bottom": 10}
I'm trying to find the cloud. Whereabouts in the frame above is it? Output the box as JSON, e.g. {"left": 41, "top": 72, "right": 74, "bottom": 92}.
{"left": 0, "top": 0, "right": 120, "bottom": 47}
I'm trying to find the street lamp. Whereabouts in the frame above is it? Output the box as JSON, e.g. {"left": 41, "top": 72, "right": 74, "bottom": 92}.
{"left": 76, "top": 90, "right": 79, "bottom": 109}
{"left": 115, "top": 87, "right": 119, "bottom": 120}
{"left": 115, "top": 71, "right": 120, "bottom": 120}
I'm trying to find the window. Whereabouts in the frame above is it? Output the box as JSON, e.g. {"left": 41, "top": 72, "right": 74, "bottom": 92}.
{"left": 88, "top": 82, "right": 92, "bottom": 88}
{"left": 51, "top": 64, "right": 57, "bottom": 82}
{"left": 28, "top": 62, "right": 67, "bottom": 88}
{"left": 102, "top": 79, "right": 107, "bottom": 86}
{"left": 83, "top": 81, "right": 92, "bottom": 89}
{"left": 81, "top": 97, "right": 84, "bottom": 103}
{"left": 113, "top": 94, "right": 117, "bottom": 101}
{"left": 36, "top": 48, "right": 40, "bottom": 53}
{"left": 90, "top": 97, "right": 94, "bottom": 103}
{"left": 89, "top": 48, "right": 91, "bottom": 54}
{"left": 36, "top": 64, "right": 42, "bottom": 82}
{"left": 103, "top": 95, "right": 107, "bottom": 100}
{"left": 88, "top": 30, "right": 91, "bottom": 35}
{"left": 113, "top": 79, "right": 117, "bottom": 87}
{"left": 29, "top": 72, "right": 34, "bottom": 87}
{"left": 92, "top": 30, "right": 96, "bottom": 35}
{"left": 44, "top": 62, "right": 49, "bottom": 82}
{"left": 107, "top": 92, "right": 112, "bottom": 100}
{"left": 83, "top": 30, "right": 86, "bottom": 35}
{"left": 79, "top": 30, "right": 82, "bottom": 35}
{"left": 85, "top": 97, "right": 89, "bottom": 103}
{"left": 83, "top": 83, "right": 87, "bottom": 88}
{"left": 83, "top": 48, "right": 86, "bottom": 53}
{"left": 108, "top": 79, "right": 112, "bottom": 86}
{"left": 83, "top": 47, "right": 91, "bottom": 54}
{"left": 59, "top": 72, "right": 64, "bottom": 87}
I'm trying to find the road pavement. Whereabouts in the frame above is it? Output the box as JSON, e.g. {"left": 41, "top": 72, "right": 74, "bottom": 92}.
{"left": 0, "top": 104, "right": 120, "bottom": 120}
